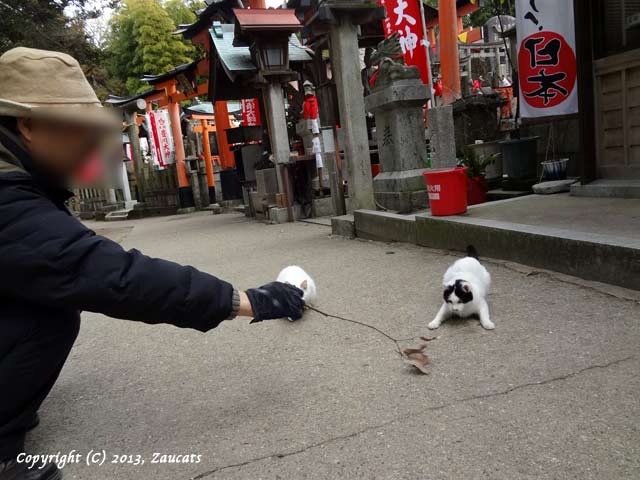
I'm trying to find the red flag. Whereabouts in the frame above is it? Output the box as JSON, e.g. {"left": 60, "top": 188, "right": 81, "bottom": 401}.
{"left": 379, "top": 0, "right": 430, "bottom": 85}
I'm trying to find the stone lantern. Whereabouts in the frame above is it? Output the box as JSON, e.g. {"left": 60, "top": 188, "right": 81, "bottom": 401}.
{"left": 233, "top": 9, "right": 301, "bottom": 84}
{"left": 233, "top": 9, "right": 303, "bottom": 216}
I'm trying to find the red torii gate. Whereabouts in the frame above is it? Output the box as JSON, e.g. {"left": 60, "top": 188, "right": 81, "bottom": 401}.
{"left": 423, "top": 0, "right": 480, "bottom": 104}
{"left": 140, "top": 58, "right": 235, "bottom": 207}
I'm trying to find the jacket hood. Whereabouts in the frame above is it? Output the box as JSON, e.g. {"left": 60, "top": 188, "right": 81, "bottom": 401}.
{"left": 0, "top": 126, "right": 28, "bottom": 177}
{"left": 0, "top": 126, "right": 73, "bottom": 206}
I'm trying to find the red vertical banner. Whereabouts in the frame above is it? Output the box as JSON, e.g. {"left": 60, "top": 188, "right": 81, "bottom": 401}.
{"left": 379, "top": 0, "right": 430, "bottom": 85}
{"left": 241, "top": 98, "right": 261, "bottom": 126}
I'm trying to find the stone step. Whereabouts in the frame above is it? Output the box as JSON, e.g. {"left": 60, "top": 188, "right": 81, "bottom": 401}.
{"left": 486, "top": 189, "right": 532, "bottom": 201}
{"left": 105, "top": 210, "right": 132, "bottom": 221}
{"left": 346, "top": 209, "right": 640, "bottom": 291}
{"left": 571, "top": 179, "right": 640, "bottom": 199}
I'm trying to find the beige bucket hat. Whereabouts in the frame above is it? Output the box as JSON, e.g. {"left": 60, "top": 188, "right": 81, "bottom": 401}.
{"left": 0, "top": 47, "right": 119, "bottom": 130}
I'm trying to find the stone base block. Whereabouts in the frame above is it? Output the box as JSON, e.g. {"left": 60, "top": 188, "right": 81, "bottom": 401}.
{"left": 256, "top": 168, "right": 279, "bottom": 196}
{"left": 313, "top": 196, "right": 336, "bottom": 217}
{"left": 250, "top": 191, "right": 276, "bottom": 214}
{"left": 128, "top": 205, "right": 179, "bottom": 219}
{"left": 331, "top": 214, "right": 355, "bottom": 238}
{"left": 354, "top": 210, "right": 417, "bottom": 243}
{"left": 177, "top": 207, "right": 196, "bottom": 215}
{"left": 373, "top": 168, "right": 429, "bottom": 213}
{"left": 373, "top": 168, "right": 429, "bottom": 192}
{"left": 267, "top": 205, "right": 303, "bottom": 224}
{"left": 374, "top": 190, "right": 429, "bottom": 213}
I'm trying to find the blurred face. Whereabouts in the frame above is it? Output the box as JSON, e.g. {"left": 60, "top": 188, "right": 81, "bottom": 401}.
{"left": 16, "top": 117, "right": 103, "bottom": 181}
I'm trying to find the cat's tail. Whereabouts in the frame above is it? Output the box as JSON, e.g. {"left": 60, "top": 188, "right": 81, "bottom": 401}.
{"left": 466, "top": 245, "right": 479, "bottom": 259}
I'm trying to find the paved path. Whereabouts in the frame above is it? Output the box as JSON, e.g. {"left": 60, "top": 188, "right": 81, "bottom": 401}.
{"left": 29, "top": 212, "right": 640, "bottom": 480}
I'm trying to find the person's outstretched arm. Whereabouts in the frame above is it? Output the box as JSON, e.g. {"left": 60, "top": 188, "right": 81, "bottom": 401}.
{"left": 0, "top": 181, "right": 302, "bottom": 332}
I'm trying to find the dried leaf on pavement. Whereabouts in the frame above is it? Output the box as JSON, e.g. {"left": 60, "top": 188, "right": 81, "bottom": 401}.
{"left": 402, "top": 343, "right": 430, "bottom": 374}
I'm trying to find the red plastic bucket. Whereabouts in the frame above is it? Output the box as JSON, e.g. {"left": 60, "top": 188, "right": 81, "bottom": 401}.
{"left": 423, "top": 167, "right": 468, "bottom": 216}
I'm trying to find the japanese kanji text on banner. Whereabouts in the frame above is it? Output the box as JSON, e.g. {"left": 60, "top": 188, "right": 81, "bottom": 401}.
{"left": 379, "top": 0, "right": 430, "bottom": 85}
{"left": 145, "top": 110, "right": 175, "bottom": 169}
{"left": 516, "top": 0, "right": 578, "bottom": 118}
{"left": 241, "top": 98, "right": 261, "bottom": 127}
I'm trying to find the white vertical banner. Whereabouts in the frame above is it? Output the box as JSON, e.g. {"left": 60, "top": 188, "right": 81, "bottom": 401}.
{"left": 156, "top": 110, "right": 175, "bottom": 166}
{"left": 516, "top": 0, "right": 578, "bottom": 118}
{"left": 145, "top": 110, "right": 175, "bottom": 169}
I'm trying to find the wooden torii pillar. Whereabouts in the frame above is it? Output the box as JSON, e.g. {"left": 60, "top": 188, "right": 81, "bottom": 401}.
{"left": 192, "top": 114, "right": 218, "bottom": 204}
{"left": 425, "top": 0, "right": 479, "bottom": 104}
{"left": 214, "top": 101, "right": 235, "bottom": 170}
{"left": 440, "top": 0, "right": 461, "bottom": 104}
{"left": 166, "top": 83, "right": 194, "bottom": 208}
{"left": 145, "top": 74, "right": 211, "bottom": 209}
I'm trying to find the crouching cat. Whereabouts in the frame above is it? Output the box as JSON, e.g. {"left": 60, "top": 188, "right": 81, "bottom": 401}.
{"left": 277, "top": 266, "right": 317, "bottom": 305}
{"left": 428, "top": 246, "right": 494, "bottom": 330}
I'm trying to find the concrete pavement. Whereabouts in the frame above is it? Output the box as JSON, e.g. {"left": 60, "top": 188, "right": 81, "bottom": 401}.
{"left": 27, "top": 212, "right": 640, "bottom": 479}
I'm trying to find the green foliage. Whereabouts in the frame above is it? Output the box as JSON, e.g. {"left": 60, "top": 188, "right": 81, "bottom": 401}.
{"left": 0, "top": 1, "right": 119, "bottom": 100}
{"left": 164, "top": 0, "right": 204, "bottom": 26}
{"left": 0, "top": 1, "right": 108, "bottom": 52}
{"left": 457, "top": 145, "right": 496, "bottom": 178}
{"left": 468, "top": 0, "right": 515, "bottom": 28}
{"left": 106, "top": 0, "right": 198, "bottom": 95}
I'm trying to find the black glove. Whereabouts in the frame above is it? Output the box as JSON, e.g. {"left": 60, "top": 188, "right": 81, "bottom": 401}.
{"left": 246, "top": 282, "right": 305, "bottom": 322}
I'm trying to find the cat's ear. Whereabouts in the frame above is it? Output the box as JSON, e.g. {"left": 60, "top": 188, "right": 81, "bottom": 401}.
{"left": 301, "top": 279, "right": 308, "bottom": 290}
{"left": 462, "top": 283, "right": 471, "bottom": 293}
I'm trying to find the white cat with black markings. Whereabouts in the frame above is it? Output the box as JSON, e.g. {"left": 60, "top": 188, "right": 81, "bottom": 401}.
{"left": 277, "top": 266, "right": 317, "bottom": 304}
{"left": 428, "top": 246, "right": 494, "bottom": 330}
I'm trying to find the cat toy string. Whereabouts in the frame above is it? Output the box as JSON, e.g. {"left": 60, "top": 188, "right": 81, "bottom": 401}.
{"left": 305, "top": 305, "right": 405, "bottom": 357}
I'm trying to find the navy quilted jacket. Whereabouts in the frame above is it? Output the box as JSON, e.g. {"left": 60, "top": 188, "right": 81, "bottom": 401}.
{"left": 0, "top": 126, "right": 235, "bottom": 332}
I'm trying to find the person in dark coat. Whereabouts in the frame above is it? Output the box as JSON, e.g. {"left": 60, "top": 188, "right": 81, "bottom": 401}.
{"left": 0, "top": 48, "right": 305, "bottom": 480}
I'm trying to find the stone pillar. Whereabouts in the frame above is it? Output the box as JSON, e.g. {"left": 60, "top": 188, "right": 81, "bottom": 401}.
{"left": 124, "top": 111, "right": 145, "bottom": 203}
{"left": 366, "top": 79, "right": 430, "bottom": 213}
{"left": 428, "top": 105, "right": 457, "bottom": 168}
{"left": 328, "top": 17, "right": 375, "bottom": 211}
{"left": 263, "top": 82, "right": 291, "bottom": 199}
{"left": 190, "top": 171, "right": 202, "bottom": 209}
{"left": 105, "top": 188, "right": 117, "bottom": 204}
{"left": 168, "top": 101, "right": 195, "bottom": 209}
{"left": 264, "top": 83, "right": 291, "bottom": 165}
{"left": 120, "top": 161, "right": 135, "bottom": 208}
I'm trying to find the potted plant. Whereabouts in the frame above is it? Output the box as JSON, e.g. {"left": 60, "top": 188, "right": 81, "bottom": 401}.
{"left": 458, "top": 146, "right": 496, "bottom": 205}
